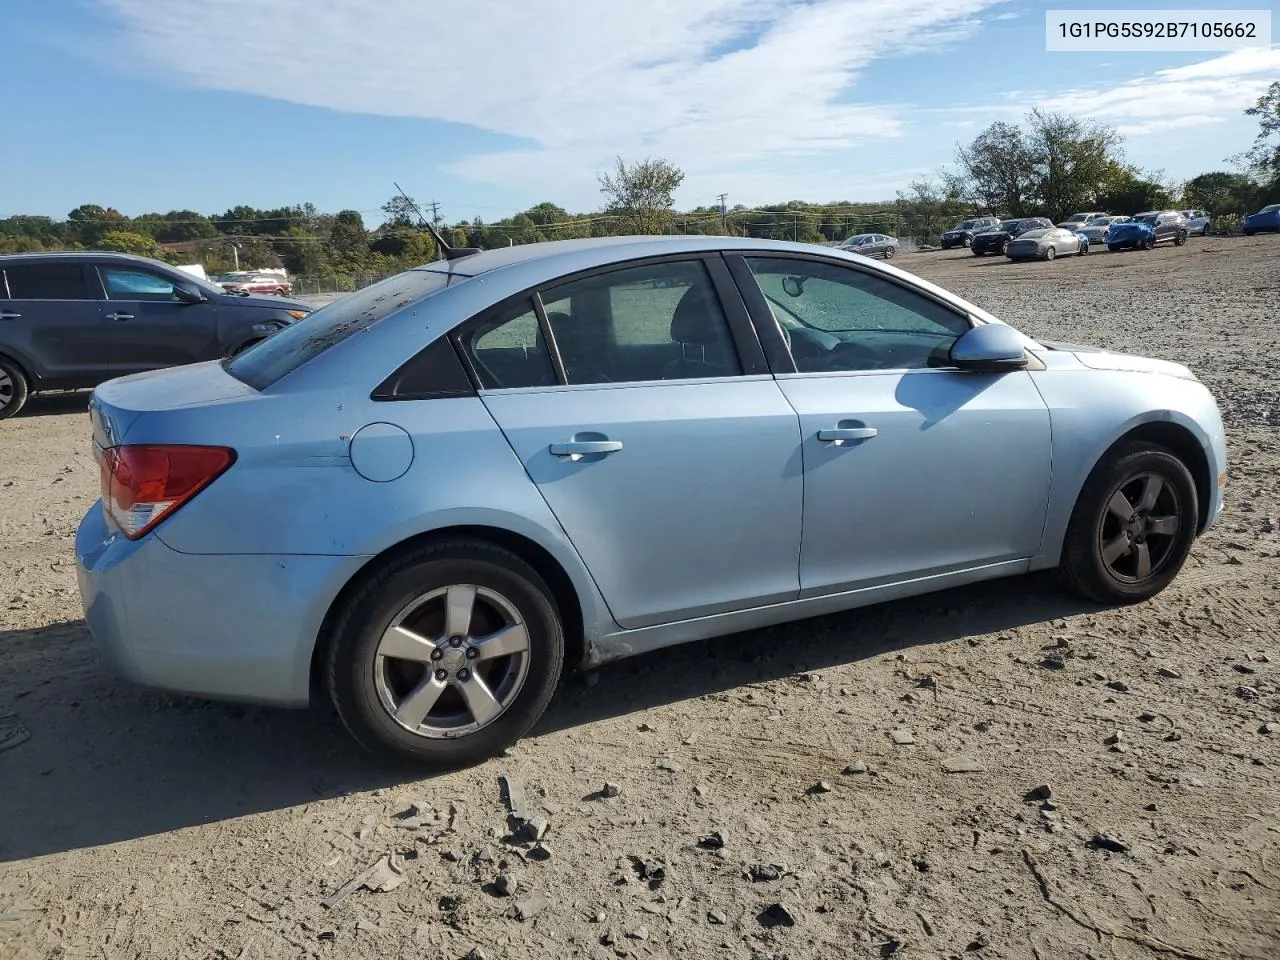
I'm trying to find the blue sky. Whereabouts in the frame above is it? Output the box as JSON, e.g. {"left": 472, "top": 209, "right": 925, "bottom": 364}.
{"left": 4, "top": 0, "right": 1278, "bottom": 226}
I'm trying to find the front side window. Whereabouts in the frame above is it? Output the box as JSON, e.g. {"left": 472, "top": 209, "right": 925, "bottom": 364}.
{"left": 3, "top": 263, "right": 88, "bottom": 300}
{"left": 540, "top": 260, "right": 741, "bottom": 385}
{"left": 459, "top": 299, "right": 556, "bottom": 390}
{"left": 101, "top": 267, "right": 176, "bottom": 301}
{"left": 744, "top": 257, "right": 971, "bottom": 373}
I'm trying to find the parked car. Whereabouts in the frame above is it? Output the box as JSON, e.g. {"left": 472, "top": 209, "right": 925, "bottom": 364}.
{"left": 1179, "top": 210, "right": 1210, "bottom": 236}
{"left": 74, "top": 235, "right": 1226, "bottom": 766}
{"left": 1005, "top": 227, "right": 1090, "bottom": 261}
{"left": 939, "top": 217, "right": 1002, "bottom": 249}
{"left": 837, "top": 233, "right": 899, "bottom": 259}
{"left": 0, "top": 252, "right": 312, "bottom": 419}
{"left": 970, "top": 218, "right": 1053, "bottom": 256}
{"left": 1106, "top": 211, "right": 1189, "bottom": 251}
{"left": 222, "top": 273, "right": 293, "bottom": 297}
{"left": 1056, "top": 211, "right": 1108, "bottom": 229}
{"left": 1242, "top": 203, "right": 1280, "bottom": 235}
{"left": 1076, "top": 216, "right": 1130, "bottom": 245}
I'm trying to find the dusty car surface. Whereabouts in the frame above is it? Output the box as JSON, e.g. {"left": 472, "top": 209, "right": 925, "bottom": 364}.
{"left": 75, "top": 236, "right": 1227, "bottom": 767}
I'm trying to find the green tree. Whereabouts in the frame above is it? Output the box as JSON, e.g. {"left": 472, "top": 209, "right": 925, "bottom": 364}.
{"left": 381, "top": 194, "right": 420, "bottom": 228}
{"left": 894, "top": 178, "right": 967, "bottom": 245}
{"left": 326, "top": 209, "right": 369, "bottom": 267}
{"left": 95, "top": 230, "right": 166, "bottom": 258}
{"left": 952, "top": 121, "right": 1039, "bottom": 217}
{"left": 68, "top": 204, "right": 128, "bottom": 245}
{"left": 1183, "top": 171, "right": 1257, "bottom": 215}
{"left": 598, "top": 156, "right": 685, "bottom": 235}
{"left": 1097, "top": 173, "right": 1172, "bottom": 215}
{"left": 1240, "top": 80, "right": 1280, "bottom": 179}
{"left": 1025, "top": 110, "right": 1127, "bottom": 219}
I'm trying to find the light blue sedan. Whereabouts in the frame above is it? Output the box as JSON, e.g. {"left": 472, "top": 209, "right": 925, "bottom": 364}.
{"left": 75, "top": 236, "right": 1227, "bottom": 766}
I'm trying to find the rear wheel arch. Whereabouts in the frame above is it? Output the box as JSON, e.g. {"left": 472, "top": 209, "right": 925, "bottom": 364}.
{"left": 309, "top": 525, "right": 586, "bottom": 704}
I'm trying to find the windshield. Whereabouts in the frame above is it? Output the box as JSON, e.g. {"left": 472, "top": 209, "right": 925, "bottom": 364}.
{"left": 1134, "top": 214, "right": 1159, "bottom": 225}
{"left": 1015, "top": 229, "right": 1049, "bottom": 240}
{"left": 1261, "top": 204, "right": 1280, "bottom": 214}
{"left": 224, "top": 269, "right": 461, "bottom": 390}
{"left": 952, "top": 220, "right": 978, "bottom": 231}
{"left": 844, "top": 235, "right": 872, "bottom": 244}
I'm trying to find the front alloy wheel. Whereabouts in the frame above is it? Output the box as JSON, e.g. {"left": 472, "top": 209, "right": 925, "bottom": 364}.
{"left": 327, "top": 540, "right": 564, "bottom": 766}
{"left": 1044, "top": 245, "right": 1056, "bottom": 261}
{"left": 1059, "top": 442, "right": 1198, "bottom": 604}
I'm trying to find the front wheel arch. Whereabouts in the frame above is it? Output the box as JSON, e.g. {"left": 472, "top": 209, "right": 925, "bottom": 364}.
{"left": 310, "top": 525, "right": 586, "bottom": 705}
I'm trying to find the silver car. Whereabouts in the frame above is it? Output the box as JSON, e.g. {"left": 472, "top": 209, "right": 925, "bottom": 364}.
{"left": 1179, "top": 210, "right": 1210, "bottom": 236}
{"left": 1006, "top": 227, "right": 1090, "bottom": 260}
{"left": 75, "top": 235, "right": 1226, "bottom": 766}
{"left": 838, "top": 233, "right": 899, "bottom": 259}
{"left": 1077, "top": 216, "right": 1130, "bottom": 245}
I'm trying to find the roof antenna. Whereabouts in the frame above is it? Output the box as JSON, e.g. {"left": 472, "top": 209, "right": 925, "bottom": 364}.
{"left": 393, "top": 181, "right": 479, "bottom": 261}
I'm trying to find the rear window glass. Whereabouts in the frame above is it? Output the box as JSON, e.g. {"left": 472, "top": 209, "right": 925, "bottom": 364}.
{"left": 4, "top": 263, "right": 89, "bottom": 300}
{"left": 225, "top": 269, "right": 461, "bottom": 389}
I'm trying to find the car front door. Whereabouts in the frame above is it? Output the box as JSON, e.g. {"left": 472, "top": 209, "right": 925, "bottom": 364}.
{"left": 0, "top": 260, "right": 109, "bottom": 386}
{"left": 96, "top": 263, "right": 221, "bottom": 375}
{"left": 727, "top": 253, "right": 1052, "bottom": 597}
{"left": 462, "top": 255, "right": 804, "bottom": 630}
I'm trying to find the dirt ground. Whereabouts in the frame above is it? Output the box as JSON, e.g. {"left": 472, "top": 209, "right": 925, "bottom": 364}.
{"left": 2, "top": 236, "right": 1278, "bottom": 960}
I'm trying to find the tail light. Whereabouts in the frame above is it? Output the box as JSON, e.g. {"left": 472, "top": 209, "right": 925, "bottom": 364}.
{"left": 99, "top": 444, "right": 236, "bottom": 539}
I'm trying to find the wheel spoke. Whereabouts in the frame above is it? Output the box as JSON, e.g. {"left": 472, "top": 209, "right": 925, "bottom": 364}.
{"left": 1136, "top": 475, "right": 1164, "bottom": 512}
{"left": 396, "top": 674, "right": 448, "bottom": 728}
{"left": 1147, "top": 514, "right": 1179, "bottom": 537}
{"left": 443, "top": 585, "right": 477, "bottom": 639}
{"left": 1101, "top": 534, "right": 1131, "bottom": 566}
{"left": 457, "top": 673, "right": 502, "bottom": 726}
{"left": 471, "top": 622, "right": 530, "bottom": 662}
{"left": 1133, "top": 542, "right": 1152, "bottom": 580}
{"left": 1107, "top": 490, "right": 1134, "bottom": 522}
{"left": 378, "top": 625, "right": 439, "bottom": 663}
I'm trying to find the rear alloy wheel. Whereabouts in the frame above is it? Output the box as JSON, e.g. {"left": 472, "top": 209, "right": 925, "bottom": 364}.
{"left": 1143, "top": 236, "right": 1156, "bottom": 250}
{"left": 1059, "top": 442, "right": 1197, "bottom": 604}
{"left": 1044, "top": 246, "right": 1056, "bottom": 261}
{"left": 1173, "top": 230, "right": 1187, "bottom": 246}
{"left": 1001, "top": 240, "right": 1010, "bottom": 255}
{"left": 883, "top": 246, "right": 895, "bottom": 260}
{"left": 0, "top": 357, "right": 30, "bottom": 421}
{"left": 326, "top": 540, "right": 564, "bottom": 766}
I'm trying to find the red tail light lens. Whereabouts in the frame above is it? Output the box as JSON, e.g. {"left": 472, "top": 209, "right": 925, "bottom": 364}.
{"left": 99, "top": 444, "right": 236, "bottom": 540}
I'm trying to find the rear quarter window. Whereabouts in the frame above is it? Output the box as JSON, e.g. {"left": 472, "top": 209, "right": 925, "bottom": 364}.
{"left": 225, "top": 269, "right": 461, "bottom": 390}
{"left": 3, "top": 262, "right": 89, "bottom": 299}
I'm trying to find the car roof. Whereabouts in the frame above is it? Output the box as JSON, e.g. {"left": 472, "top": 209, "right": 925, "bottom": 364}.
{"left": 411, "top": 235, "right": 876, "bottom": 282}
{"left": 0, "top": 250, "right": 175, "bottom": 268}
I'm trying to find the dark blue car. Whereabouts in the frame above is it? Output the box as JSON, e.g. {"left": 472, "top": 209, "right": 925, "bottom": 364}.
{"left": 1242, "top": 203, "right": 1280, "bottom": 235}
{"left": 1106, "top": 211, "right": 1188, "bottom": 252}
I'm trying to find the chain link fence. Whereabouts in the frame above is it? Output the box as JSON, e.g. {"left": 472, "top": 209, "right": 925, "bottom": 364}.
{"left": 289, "top": 273, "right": 395, "bottom": 297}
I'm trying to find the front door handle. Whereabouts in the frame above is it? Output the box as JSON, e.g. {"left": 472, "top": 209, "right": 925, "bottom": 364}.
{"left": 550, "top": 440, "right": 623, "bottom": 457}
{"left": 0, "top": 311, "right": 20, "bottom": 320}
{"left": 818, "top": 426, "right": 878, "bottom": 443}
{"left": 106, "top": 312, "right": 135, "bottom": 321}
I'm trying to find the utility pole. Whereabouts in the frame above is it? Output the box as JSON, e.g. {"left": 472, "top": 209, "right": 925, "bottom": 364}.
{"left": 716, "top": 193, "right": 728, "bottom": 234}
{"left": 428, "top": 201, "right": 441, "bottom": 229}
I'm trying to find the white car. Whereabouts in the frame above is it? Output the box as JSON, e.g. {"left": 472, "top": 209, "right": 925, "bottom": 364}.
{"left": 1179, "top": 210, "right": 1210, "bottom": 236}
{"left": 1056, "top": 211, "right": 1109, "bottom": 230}
{"left": 1077, "top": 216, "right": 1130, "bottom": 244}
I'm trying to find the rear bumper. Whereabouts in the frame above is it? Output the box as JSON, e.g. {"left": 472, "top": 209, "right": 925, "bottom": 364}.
{"left": 75, "top": 503, "right": 370, "bottom": 707}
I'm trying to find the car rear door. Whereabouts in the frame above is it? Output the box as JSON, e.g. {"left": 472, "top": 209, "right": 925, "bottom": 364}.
{"left": 462, "top": 254, "right": 804, "bottom": 630}
{"left": 726, "top": 252, "right": 1052, "bottom": 597}
{"left": 0, "top": 259, "right": 109, "bottom": 386}
{"left": 95, "top": 262, "right": 221, "bottom": 375}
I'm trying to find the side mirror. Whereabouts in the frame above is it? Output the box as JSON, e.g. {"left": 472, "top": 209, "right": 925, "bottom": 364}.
{"left": 949, "top": 323, "right": 1028, "bottom": 372}
{"left": 173, "top": 281, "right": 207, "bottom": 304}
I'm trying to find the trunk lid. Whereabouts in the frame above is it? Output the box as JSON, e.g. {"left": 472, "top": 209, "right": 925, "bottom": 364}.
{"left": 90, "top": 360, "right": 259, "bottom": 449}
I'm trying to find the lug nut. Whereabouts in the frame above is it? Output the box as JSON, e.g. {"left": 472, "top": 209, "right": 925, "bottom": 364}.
{"left": 434, "top": 669, "right": 448, "bottom": 681}
{"left": 430, "top": 648, "right": 443, "bottom": 661}
{"left": 449, "top": 635, "right": 463, "bottom": 648}
{"left": 465, "top": 647, "right": 479, "bottom": 660}
{"left": 457, "top": 668, "right": 471, "bottom": 682}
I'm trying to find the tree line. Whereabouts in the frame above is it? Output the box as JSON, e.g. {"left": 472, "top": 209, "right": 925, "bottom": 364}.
{"left": 3, "top": 84, "right": 1277, "bottom": 271}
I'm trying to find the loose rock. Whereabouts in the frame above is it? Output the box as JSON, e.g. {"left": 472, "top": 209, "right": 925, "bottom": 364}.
{"left": 757, "top": 903, "right": 796, "bottom": 928}
{"left": 708, "top": 908, "right": 727, "bottom": 925}
{"left": 1157, "top": 667, "right": 1183, "bottom": 679}
{"left": 749, "top": 863, "right": 783, "bottom": 882}
{"left": 1260, "top": 723, "right": 1276, "bottom": 735}
{"left": 697, "top": 830, "right": 726, "bottom": 850}
{"left": 601, "top": 782, "right": 622, "bottom": 799}
{"left": 627, "top": 926, "right": 649, "bottom": 940}
{"left": 1107, "top": 681, "right": 1130, "bottom": 693}
{"left": 510, "top": 892, "right": 548, "bottom": 921}
{"left": 1104, "top": 730, "right": 1124, "bottom": 745}
{"left": 843, "top": 761, "right": 869, "bottom": 775}
{"left": 1040, "top": 654, "right": 1066, "bottom": 670}
{"left": 1087, "top": 833, "right": 1129, "bottom": 853}
{"left": 941, "top": 756, "right": 984, "bottom": 774}
{"left": 495, "top": 872, "right": 517, "bottom": 897}
{"left": 809, "top": 780, "right": 833, "bottom": 794}
{"left": 1023, "top": 784, "right": 1054, "bottom": 802}
{"left": 890, "top": 729, "right": 916, "bottom": 745}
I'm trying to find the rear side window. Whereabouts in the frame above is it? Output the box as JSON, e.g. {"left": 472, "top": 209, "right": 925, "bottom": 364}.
{"left": 4, "top": 263, "right": 89, "bottom": 300}
{"left": 225, "top": 269, "right": 460, "bottom": 390}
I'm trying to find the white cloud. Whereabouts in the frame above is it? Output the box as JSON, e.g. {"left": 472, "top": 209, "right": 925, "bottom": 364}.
{"left": 1038, "top": 48, "right": 1280, "bottom": 136}
{"left": 97, "top": 0, "right": 1009, "bottom": 205}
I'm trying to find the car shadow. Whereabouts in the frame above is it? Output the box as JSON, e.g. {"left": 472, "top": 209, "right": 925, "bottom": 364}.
{"left": 0, "top": 573, "right": 1094, "bottom": 862}
{"left": 14, "top": 391, "right": 92, "bottom": 418}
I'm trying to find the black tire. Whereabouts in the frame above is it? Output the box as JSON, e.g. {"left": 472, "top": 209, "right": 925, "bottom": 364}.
{"left": 325, "top": 539, "right": 564, "bottom": 767}
{"left": 0, "top": 356, "right": 30, "bottom": 421}
{"left": 1078, "top": 242, "right": 1088, "bottom": 256}
{"left": 883, "top": 246, "right": 895, "bottom": 259}
{"left": 1059, "top": 442, "right": 1198, "bottom": 605}
{"left": 972, "top": 248, "right": 984, "bottom": 256}
{"left": 962, "top": 236, "right": 972, "bottom": 248}
{"left": 1044, "top": 246, "right": 1056, "bottom": 261}
{"left": 1173, "top": 230, "right": 1187, "bottom": 247}
{"left": 1142, "top": 236, "right": 1155, "bottom": 250}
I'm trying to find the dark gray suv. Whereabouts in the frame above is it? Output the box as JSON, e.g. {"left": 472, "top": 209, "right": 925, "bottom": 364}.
{"left": 0, "top": 252, "right": 312, "bottom": 418}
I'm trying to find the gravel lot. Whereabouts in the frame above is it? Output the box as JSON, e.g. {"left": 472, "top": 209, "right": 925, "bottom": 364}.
{"left": 2, "top": 236, "right": 1278, "bottom": 960}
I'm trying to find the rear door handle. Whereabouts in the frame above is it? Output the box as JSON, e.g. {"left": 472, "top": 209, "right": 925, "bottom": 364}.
{"left": 818, "top": 427, "right": 878, "bottom": 443}
{"left": 550, "top": 440, "right": 623, "bottom": 457}
{"left": 0, "top": 311, "right": 20, "bottom": 320}
{"left": 106, "top": 312, "right": 134, "bottom": 321}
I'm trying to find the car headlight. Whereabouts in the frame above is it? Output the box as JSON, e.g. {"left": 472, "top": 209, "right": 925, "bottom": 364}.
{"left": 286, "top": 310, "right": 308, "bottom": 321}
